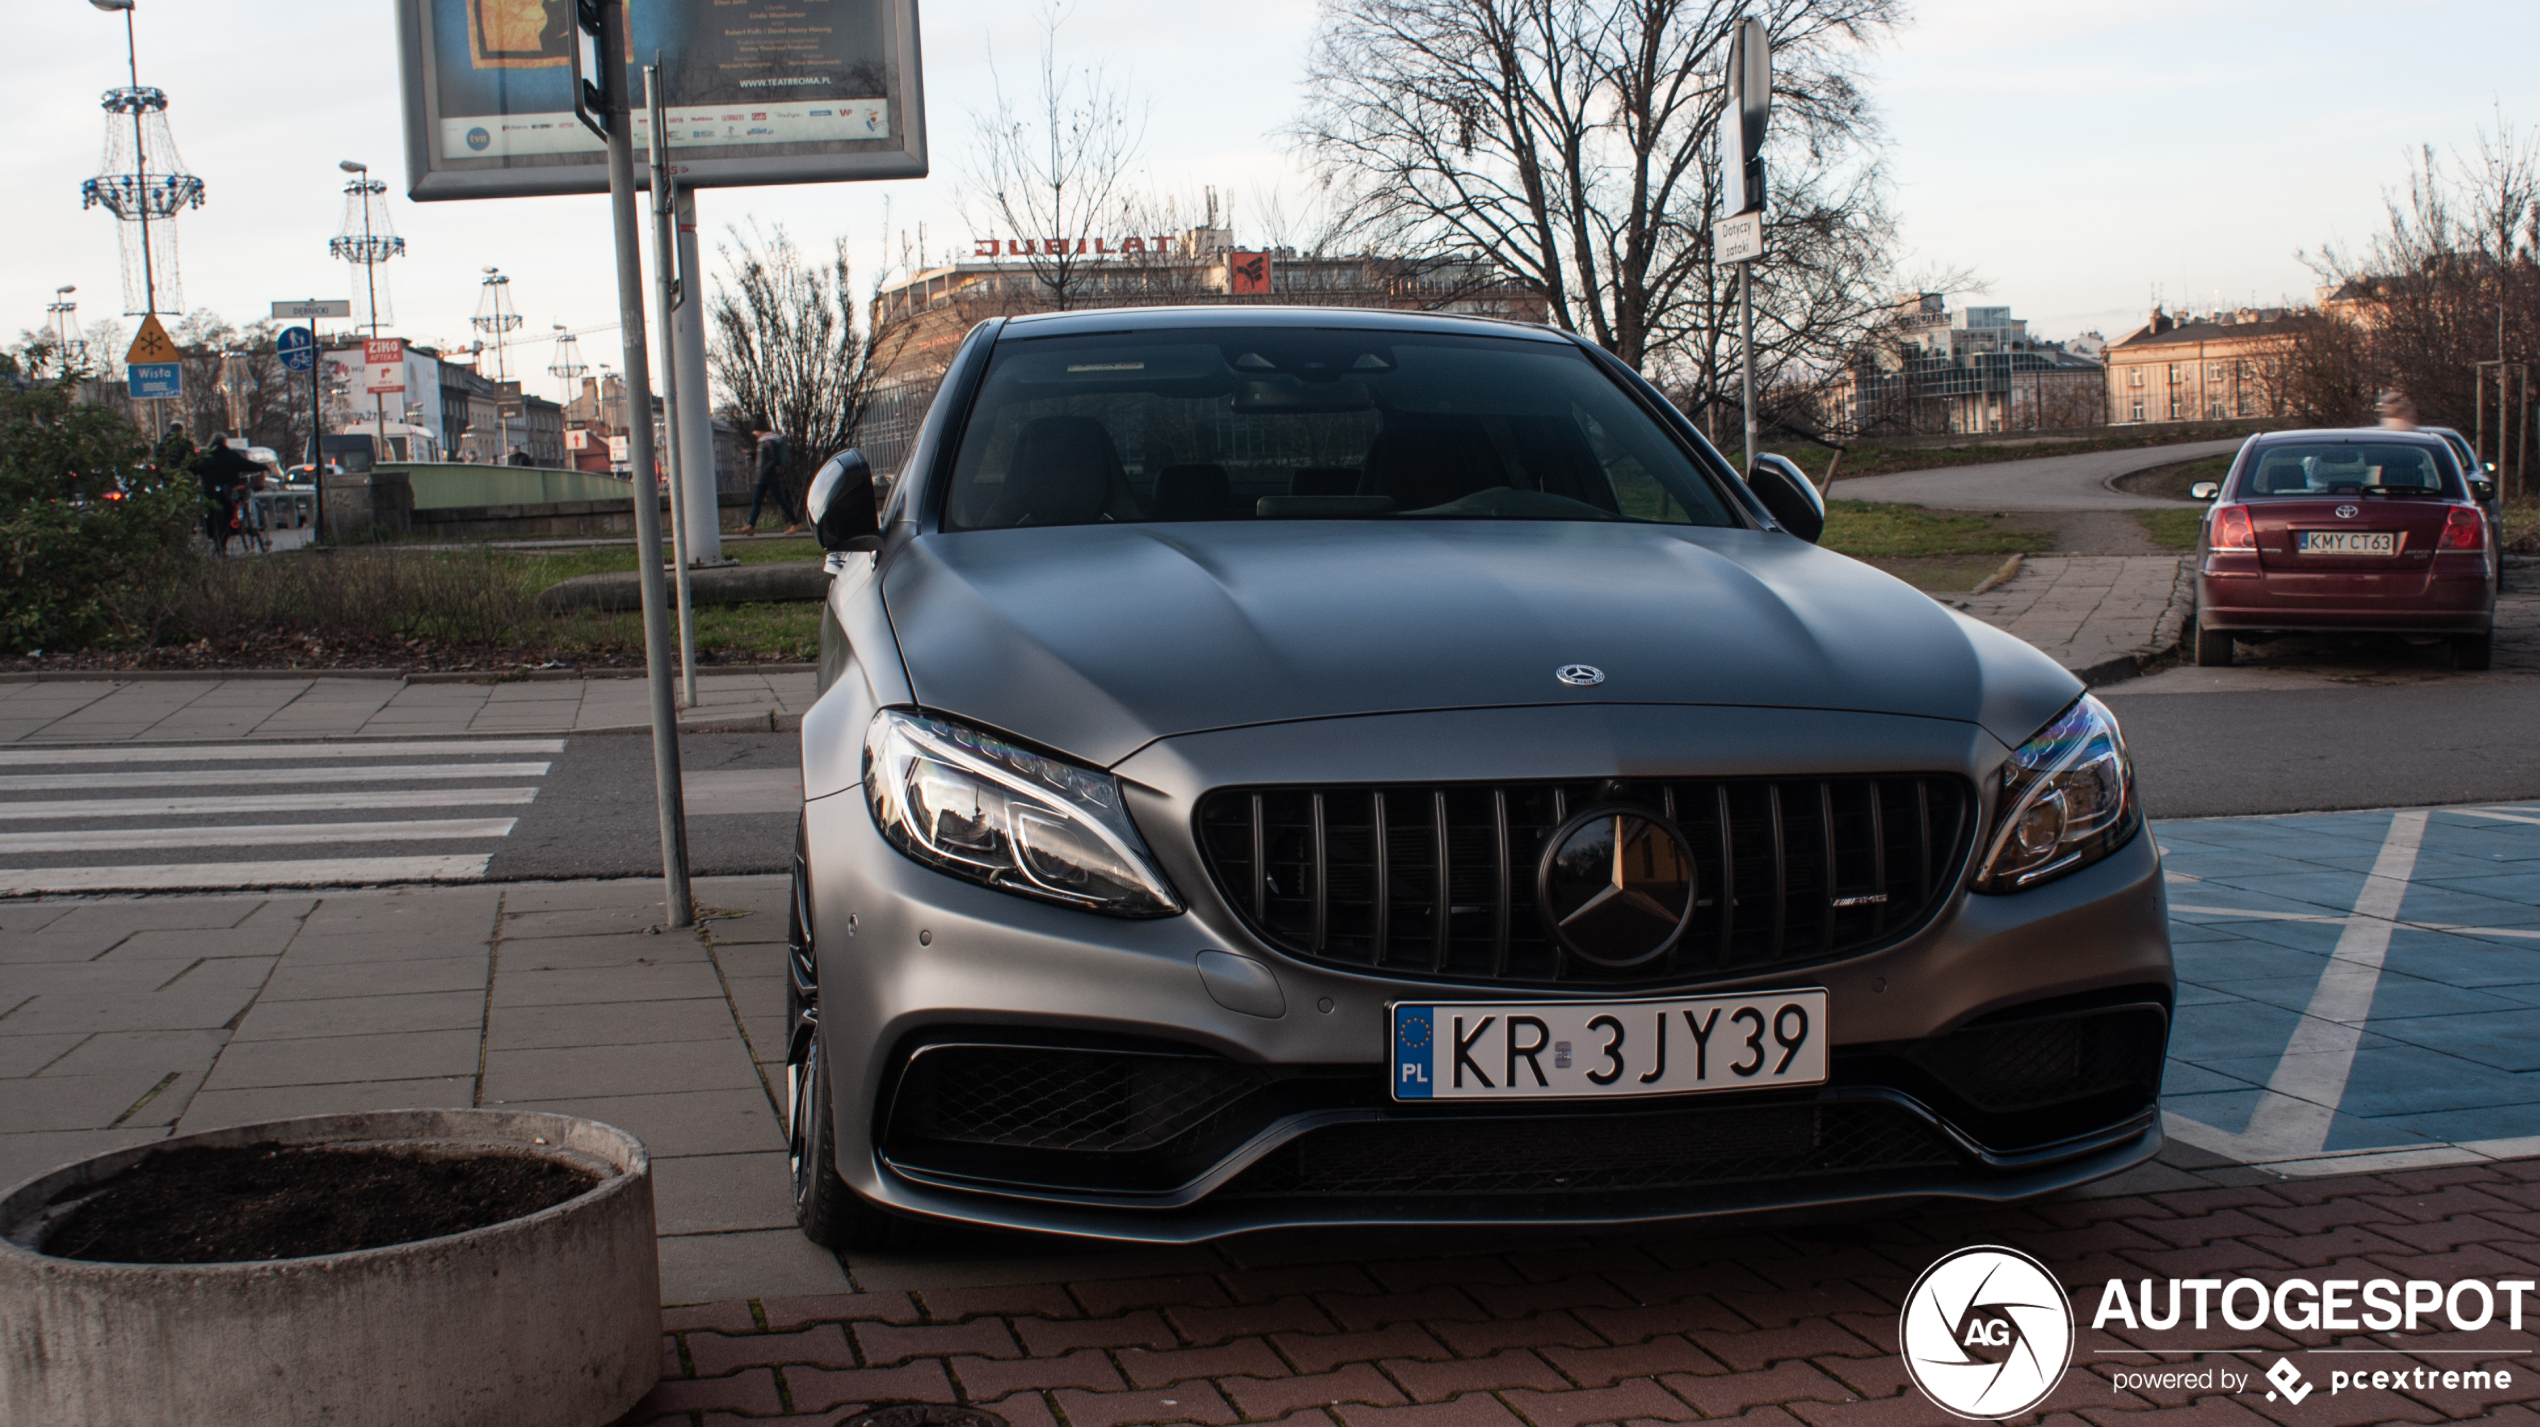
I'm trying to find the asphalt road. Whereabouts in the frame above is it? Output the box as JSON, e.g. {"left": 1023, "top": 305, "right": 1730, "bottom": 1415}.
{"left": 488, "top": 730, "right": 800, "bottom": 880}
{"left": 1831, "top": 436, "right": 2240, "bottom": 510}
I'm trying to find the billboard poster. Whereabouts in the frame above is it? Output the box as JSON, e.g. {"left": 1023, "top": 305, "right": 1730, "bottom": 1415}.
{"left": 365, "top": 338, "right": 409, "bottom": 395}
{"left": 398, "top": 0, "right": 927, "bottom": 200}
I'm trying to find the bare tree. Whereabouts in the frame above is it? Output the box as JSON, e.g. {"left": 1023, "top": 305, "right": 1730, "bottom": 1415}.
{"left": 1297, "top": 0, "right": 1908, "bottom": 409}
{"left": 706, "top": 222, "right": 914, "bottom": 493}
{"left": 959, "top": 6, "right": 1151, "bottom": 312}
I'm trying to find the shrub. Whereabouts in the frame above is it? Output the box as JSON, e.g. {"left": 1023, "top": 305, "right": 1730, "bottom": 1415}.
{"left": 0, "top": 374, "right": 197, "bottom": 653}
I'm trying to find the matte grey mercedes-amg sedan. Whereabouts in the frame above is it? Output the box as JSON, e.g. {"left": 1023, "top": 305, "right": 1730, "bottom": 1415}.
{"left": 785, "top": 306, "right": 2171, "bottom": 1248}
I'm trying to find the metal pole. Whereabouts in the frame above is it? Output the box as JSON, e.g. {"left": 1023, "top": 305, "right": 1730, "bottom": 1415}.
{"left": 1739, "top": 262, "right": 1756, "bottom": 473}
{"left": 646, "top": 63, "right": 698, "bottom": 710}
{"left": 672, "top": 188, "right": 722, "bottom": 563}
{"left": 598, "top": 0, "right": 691, "bottom": 926}
{"left": 126, "top": 10, "right": 155, "bottom": 316}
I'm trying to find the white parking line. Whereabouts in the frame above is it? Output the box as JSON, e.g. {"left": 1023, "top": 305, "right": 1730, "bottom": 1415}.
{"left": 0, "top": 854, "right": 493, "bottom": 895}
{"left": 0, "top": 787, "right": 540, "bottom": 821}
{"left": 0, "top": 740, "right": 565, "bottom": 766}
{"left": 0, "top": 818, "right": 520, "bottom": 854}
{"left": 0, "top": 763, "right": 551, "bottom": 793}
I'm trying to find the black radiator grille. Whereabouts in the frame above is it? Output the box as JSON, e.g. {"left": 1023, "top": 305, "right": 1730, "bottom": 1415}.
{"left": 1195, "top": 776, "right": 1973, "bottom": 989}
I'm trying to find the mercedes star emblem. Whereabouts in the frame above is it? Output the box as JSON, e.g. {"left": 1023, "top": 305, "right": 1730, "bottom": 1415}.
{"left": 1555, "top": 664, "right": 1605, "bottom": 686}
{"left": 2336, "top": 505, "right": 2358, "bottom": 518}
{"left": 1537, "top": 806, "right": 1698, "bottom": 967}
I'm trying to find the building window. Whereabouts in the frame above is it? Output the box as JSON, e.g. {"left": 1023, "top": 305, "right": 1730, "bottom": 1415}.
{"left": 2207, "top": 363, "right": 2223, "bottom": 382}
{"left": 2169, "top": 399, "right": 2181, "bottom": 419}
{"left": 2236, "top": 360, "right": 2253, "bottom": 379}
{"left": 2129, "top": 368, "right": 2144, "bottom": 388}
{"left": 2132, "top": 400, "right": 2145, "bottom": 422}
{"left": 2168, "top": 364, "right": 2181, "bottom": 383}
{"left": 2237, "top": 394, "right": 2252, "bottom": 417}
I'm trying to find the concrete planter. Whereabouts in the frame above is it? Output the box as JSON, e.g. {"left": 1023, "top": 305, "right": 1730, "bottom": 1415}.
{"left": 0, "top": 1109, "right": 660, "bottom": 1427}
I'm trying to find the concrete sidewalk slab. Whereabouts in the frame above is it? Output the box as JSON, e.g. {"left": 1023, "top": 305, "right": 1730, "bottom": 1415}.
{"left": 1948, "top": 552, "right": 2192, "bottom": 683}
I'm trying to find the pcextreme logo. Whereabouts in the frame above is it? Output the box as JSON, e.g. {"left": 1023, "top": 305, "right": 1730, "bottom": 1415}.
{"left": 1902, "top": 1246, "right": 2075, "bottom": 1419}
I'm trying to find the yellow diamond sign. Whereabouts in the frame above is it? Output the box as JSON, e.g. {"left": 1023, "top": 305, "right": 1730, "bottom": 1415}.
{"left": 125, "top": 314, "right": 179, "bottom": 366}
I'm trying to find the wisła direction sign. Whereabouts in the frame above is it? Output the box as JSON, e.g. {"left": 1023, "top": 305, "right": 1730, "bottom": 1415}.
{"left": 126, "top": 314, "right": 181, "bottom": 400}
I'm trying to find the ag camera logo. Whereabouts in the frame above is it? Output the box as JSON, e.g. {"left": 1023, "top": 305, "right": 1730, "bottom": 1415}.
{"left": 1903, "top": 1246, "right": 2074, "bottom": 1419}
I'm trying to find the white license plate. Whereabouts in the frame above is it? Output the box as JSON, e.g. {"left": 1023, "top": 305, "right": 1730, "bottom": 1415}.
{"left": 1389, "top": 990, "right": 1828, "bottom": 1102}
{"left": 2298, "top": 530, "right": 2398, "bottom": 555}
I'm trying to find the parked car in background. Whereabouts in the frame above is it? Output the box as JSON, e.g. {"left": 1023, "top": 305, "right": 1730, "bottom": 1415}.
{"left": 2191, "top": 429, "right": 2498, "bottom": 669}
{"left": 782, "top": 306, "right": 2174, "bottom": 1248}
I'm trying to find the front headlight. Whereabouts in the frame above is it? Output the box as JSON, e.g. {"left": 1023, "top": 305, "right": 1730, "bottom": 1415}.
{"left": 862, "top": 709, "right": 1183, "bottom": 917}
{"left": 1972, "top": 694, "right": 2140, "bottom": 894}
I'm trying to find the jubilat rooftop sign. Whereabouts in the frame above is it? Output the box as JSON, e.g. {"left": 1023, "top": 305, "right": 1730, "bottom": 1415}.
{"left": 972, "top": 236, "right": 1182, "bottom": 258}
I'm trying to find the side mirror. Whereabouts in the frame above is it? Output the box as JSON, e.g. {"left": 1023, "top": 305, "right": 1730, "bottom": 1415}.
{"left": 2189, "top": 481, "right": 2221, "bottom": 501}
{"left": 1746, "top": 453, "right": 1825, "bottom": 543}
{"left": 806, "top": 448, "right": 881, "bottom": 552}
{"left": 2471, "top": 478, "right": 2497, "bottom": 504}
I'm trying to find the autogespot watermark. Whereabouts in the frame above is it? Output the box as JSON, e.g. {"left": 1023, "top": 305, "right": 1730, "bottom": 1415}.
{"left": 1902, "top": 1249, "right": 2533, "bottom": 1417}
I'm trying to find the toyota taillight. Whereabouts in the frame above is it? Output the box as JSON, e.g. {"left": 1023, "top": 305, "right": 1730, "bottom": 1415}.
{"left": 2441, "top": 506, "right": 2484, "bottom": 551}
{"left": 2211, "top": 505, "right": 2255, "bottom": 550}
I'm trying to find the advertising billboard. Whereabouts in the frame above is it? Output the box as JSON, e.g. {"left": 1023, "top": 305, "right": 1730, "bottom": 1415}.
{"left": 396, "top": 0, "right": 927, "bottom": 200}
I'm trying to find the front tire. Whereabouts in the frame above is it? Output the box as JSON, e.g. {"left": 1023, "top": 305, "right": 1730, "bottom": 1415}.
{"left": 2194, "top": 622, "right": 2235, "bottom": 667}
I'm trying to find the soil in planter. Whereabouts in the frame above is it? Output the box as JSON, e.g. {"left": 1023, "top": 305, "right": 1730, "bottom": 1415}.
{"left": 40, "top": 1143, "right": 603, "bottom": 1264}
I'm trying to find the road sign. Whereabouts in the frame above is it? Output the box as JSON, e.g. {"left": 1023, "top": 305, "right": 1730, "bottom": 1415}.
{"left": 126, "top": 314, "right": 179, "bottom": 366}
{"left": 128, "top": 362, "right": 181, "bottom": 400}
{"left": 271, "top": 299, "right": 353, "bottom": 320}
{"left": 277, "top": 327, "right": 317, "bottom": 372}
{"left": 1720, "top": 18, "right": 1771, "bottom": 218}
{"left": 364, "top": 337, "right": 407, "bottom": 395}
{"left": 1713, "top": 210, "right": 1764, "bottom": 265}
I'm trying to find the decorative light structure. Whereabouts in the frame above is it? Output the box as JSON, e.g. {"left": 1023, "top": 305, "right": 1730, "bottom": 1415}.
{"left": 79, "top": 0, "right": 205, "bottom": 317}
{"left": 549, "top": 324, "right": 591, "bottom": 403}
{"left": 329, "top": 160, "right": 404, "bottom": 334}
{"left": 47, "top": 287, "right": 83, "bottom": 362}
{"left": 472, "top": 268, "right": 523, "bottom": 381}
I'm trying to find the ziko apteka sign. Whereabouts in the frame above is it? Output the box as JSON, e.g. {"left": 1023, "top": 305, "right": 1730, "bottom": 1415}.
{"left": 394, "top": 0, "right": 927, "bottom": 199}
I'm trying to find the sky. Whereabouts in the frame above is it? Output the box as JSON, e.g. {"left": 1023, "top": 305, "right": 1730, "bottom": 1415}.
{"left": 3, "top": 0, "right": 2533, "bottom": 392}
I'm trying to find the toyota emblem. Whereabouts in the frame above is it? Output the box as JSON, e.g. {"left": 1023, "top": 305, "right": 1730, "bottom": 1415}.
{"left": 1555, "top": 664, "right": 1605, "bottom": 687}
{"left": 2335, "top": 505, "right": 2358, "bottom": 518}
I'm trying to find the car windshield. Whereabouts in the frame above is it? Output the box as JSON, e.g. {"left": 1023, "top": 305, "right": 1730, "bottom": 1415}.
{"left": 2237, "top": 442, "right": 2459, "bottom": 499}
{"left": 939, "top": 328, "right": 1738, "bottom": 530}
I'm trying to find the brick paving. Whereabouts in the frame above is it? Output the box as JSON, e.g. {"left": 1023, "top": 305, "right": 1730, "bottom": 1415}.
{"left": 616, "top": 1159, "right": 2540, "bottom": 1427}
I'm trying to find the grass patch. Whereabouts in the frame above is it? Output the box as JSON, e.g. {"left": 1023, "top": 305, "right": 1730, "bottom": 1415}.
{"left": 555, "top": 600, "right": 819, "bottom": 661}
{"left": 2134, "top": 508, "right": 2206, "bottom": 550}
{"left": 1858, "top": 555, "right": 2021, "bottom": 594}
{"left": 2502, "top": 498, "right": 2540, "bottom": 555}
{"left": 513, "top": 538, "right": 822, "bottom": 587}
{"left": 1820, "top": 500, "right": 2056, "bottom": 560}
{"left": 1767, "top": 422, "right": 2275, "bottom": 486}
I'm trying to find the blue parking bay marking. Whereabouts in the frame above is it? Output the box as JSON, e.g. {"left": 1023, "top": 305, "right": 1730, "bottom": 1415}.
{"left": 2158, "top": 800, "right": 2540, "bottom": 1173}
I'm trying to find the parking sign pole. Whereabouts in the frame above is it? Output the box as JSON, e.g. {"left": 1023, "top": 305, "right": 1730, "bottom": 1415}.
{"left": 589, "top": 0, "right": 692, "bottom": 926}
{"left": 647, "top": 62, "right": 700, "bottom": 710}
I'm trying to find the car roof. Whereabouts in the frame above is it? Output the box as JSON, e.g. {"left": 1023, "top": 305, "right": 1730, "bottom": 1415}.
{"left": 2244, "top": 428, "right": 2451, "bottom": 447}
{"left": 995, "top": 304, "right": 1574, "bottom": 344}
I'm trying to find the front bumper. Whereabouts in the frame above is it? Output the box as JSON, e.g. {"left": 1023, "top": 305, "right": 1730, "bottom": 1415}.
{"left": 805, "top": 706, "right": 2173, "bottom": 1242}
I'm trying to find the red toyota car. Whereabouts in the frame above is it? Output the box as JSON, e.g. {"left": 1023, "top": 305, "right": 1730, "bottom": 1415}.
{"left": 2191, "top": 429, "right": 2498, "bottom": 669}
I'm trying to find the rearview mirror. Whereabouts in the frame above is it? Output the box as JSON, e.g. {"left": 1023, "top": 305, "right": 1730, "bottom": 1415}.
{"left": 2471, "top": 477, "right": 2497, "bottom": 504}
{"left": 806, "top": 448, "right": 881, "bottom": 552}
{"left": 2189, "top": 481, "right": 2221, "bottom": 501}
{"left": 1746, "top": 453, "right": 1825, "bottom": 543}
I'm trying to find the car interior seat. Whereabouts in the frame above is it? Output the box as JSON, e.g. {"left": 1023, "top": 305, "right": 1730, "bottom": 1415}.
{"left": 1289, "top": 467, "right": 1362, "bottom": 498}
{"left": 1359, "top": 417, "right": 1508, "bottom": 510}
{"left": 983, "top": 416, "right": 1131, "bottom": 527}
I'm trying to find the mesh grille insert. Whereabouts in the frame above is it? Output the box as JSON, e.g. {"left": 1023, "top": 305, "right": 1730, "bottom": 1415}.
{"left": 1196, "top": 776, "right": 1973, "bottom": 988}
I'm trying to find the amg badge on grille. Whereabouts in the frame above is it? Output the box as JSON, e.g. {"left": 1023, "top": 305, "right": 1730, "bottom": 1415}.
{"left": 1555, "top": 664, "right": 1605, "bottom": 686}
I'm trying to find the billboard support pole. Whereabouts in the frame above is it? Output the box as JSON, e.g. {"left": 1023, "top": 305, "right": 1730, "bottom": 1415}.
{"left": 672, "top": 189, "right": 721, "bottom": 565}
{"left": 591, "top": 0, "right": 691, "bottom": 926}
{"left": 646, "top": 62, "right": 699, "bottom": 710}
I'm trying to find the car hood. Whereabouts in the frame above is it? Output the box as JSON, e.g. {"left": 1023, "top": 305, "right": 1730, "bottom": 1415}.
{"left": 881, "top": 521, "right": 2078, "bottom": 769}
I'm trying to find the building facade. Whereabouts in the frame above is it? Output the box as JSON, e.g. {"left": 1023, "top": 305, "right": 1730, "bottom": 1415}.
{"left": 2102, "top": 307, "right": 2301, "bottom": 424}
{"left": 1828, "top": 295, "right": 2107, "bottom": 436}
{"left": 853, "top": 226, "right": 1547, "bottom": 476}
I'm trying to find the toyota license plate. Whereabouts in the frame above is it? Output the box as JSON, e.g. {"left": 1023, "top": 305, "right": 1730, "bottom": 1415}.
{"left": 2298, "top": 530, "right": 2398, "bottom": 555}
{"left": 1389, "top": 991, "right": 1828, "bottom": 1101}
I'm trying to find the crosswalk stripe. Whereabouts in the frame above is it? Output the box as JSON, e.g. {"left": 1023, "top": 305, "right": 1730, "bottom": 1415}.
{"left": 0, "top": 854, "right": 493, "bottom": 895}
{"left": 0, "top": 763, "right": 550, "bottom": 793}
{"left": 1, "top": 818, "right": 519, "bottom": 853}
{"left": 0, "top": 740, "right": 565, "bottom": 766}
{"left": 0, "top": 787, "right": 540, "bottom": 821}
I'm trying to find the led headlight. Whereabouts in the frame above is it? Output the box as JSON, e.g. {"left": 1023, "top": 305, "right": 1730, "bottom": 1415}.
{"left": 1973, "top": 694, "right": 2140, "bottom": 894}
{"left": 863, "top": 709, "right": 1182, "bottom": 917}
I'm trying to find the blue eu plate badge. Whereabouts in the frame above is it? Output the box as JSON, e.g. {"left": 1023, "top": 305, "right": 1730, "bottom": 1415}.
{"left": 1393, "top": 1004, "right": 1434, "bottom": 1098}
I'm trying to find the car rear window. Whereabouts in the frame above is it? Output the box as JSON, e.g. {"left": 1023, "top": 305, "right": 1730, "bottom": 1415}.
{"left": 2235, "top": 442, "right": 2460, "bottom": 499}
{"left": 938, "top": 328, "right": 1738, "bottom": 530}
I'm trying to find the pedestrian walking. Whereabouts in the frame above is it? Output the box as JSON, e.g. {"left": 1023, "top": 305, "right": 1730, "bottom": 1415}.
{"left": 735, "top": 425, "right": 800, "bottom": 535}
{"left": 195, "top": 433, "right": 259, "bottom": 554}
